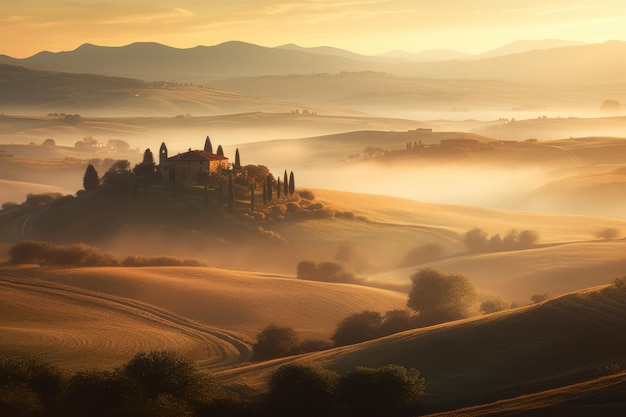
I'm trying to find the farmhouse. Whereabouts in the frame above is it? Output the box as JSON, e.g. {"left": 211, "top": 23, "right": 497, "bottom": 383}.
{"left": 159, "top": 136, "right": 229, "bottom": 184}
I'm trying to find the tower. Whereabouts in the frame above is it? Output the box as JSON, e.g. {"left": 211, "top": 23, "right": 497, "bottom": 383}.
{"left": 159, "top": 142, "right": 168, "bottom": 165}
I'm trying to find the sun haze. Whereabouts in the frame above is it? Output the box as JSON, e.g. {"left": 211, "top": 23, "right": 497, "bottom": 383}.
{"left": 2, "top": 0, "right": 626, "bottom": 57}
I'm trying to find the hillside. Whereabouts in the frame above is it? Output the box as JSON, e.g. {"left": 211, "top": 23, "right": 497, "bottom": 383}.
{"left": 0, "top": 272, "right": 247, "bottom": 371}
{"left": 1, "top": 266, "right": 407, "bottom": 341}
{"left": 216, "top": 282, "right": 626, "bottom": 413}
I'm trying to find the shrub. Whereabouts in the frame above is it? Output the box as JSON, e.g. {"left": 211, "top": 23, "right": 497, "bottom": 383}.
{"left": 402, "top": 242, "right": 444, "bottom": 267}
{"left": 7, "top": 241, "right": 119, "bottom": 266}
{"left": 530, "top": 293, "right": 550, "bottom": 304}
{"left": 267, "top": 364, "right": 339, "bottom": 417}
{"left": 337, "top": 365, "right": 425, "bottom": 417}
{"left": 407, "top": 268, "right": 478, "bottom": 324}
{"left": 596, "top": 227, "right": 620, "bottom": 240}
{"left": 332, "top": 311, "right": 383, "bottom": 346}
{"left": 465, "top": 228, "right": 540, "bottom": 253}
{"left": 480, "top": 296, "right": 510, "bottom": 314}
{"left": 25, "top": 193, "right": 63, "bottom": 207}
{"left": 252, "top": 325, "right": 300, "bottom": 361}
{"left": 296, "top": 260, "right": 358, "bottom": 284}
{"left": 298, "top": 189, "right": 316, "bottom": 200}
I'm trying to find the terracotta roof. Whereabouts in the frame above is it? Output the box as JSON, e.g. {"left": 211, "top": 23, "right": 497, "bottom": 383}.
{"left": 166, "top": 150, "right": 228, "bottom": 162}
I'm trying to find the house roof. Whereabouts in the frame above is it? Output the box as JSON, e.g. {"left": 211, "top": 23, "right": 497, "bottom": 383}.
{"left": 166, "top": 150, "right": 228, "bottom": 162}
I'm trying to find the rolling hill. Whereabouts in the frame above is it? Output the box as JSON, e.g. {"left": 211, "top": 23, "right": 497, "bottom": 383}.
{"left": 216, "top": 282, "right": 626, "bottom": 413}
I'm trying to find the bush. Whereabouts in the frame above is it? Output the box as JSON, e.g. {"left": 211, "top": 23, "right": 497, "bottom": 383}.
{"left": 25, "top": 193, "right": 63, "bottom": 207}
{"left": 267, "top": 364, "right": 339, "bottom": 417}
{"left": 465, "top": 228, "right": 540, "bottom": 253}
{"left": 402, "top": 242, "right": 444, "bottom": 267}
{"left": 7, "top": 241, "right": 118, "bottom": 266}
{"left": 296, "top": 260, "right": 358, "bottom": 284}
{"left": 407, "top": 268, "right": 478, "bottom": 324}
{"left": 252, "top": 325, "right": 300, "bottom": 361}
{"left": 596, "top": 227, "right": 621, "bottom": 240}
{"left": 530, "top": 293, "right": 550, "bottom": 304}
{"left": 331, "top": 310, "right": 418, "bottom": 346}
{"left": 298, "top": 189, "right": 316, "bottom": 200}
{"left": 480, "top": 296, "right": 510, "bottom": 314}
{"left": 337, "top": 365, "right": 425, "bottom": 417}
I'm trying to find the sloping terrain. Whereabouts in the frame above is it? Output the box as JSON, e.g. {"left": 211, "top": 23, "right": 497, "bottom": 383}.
{"left": 2, "top": 266, "right": 407, "bottom": 341}
{"left": 423, "top": 371, "right": 626, "bottom": 416}
{"left": 0, "top": 272, "right": 248, "bottom": 371}
{"left": 216, "top": 283, "right": 626, "bottom": 413}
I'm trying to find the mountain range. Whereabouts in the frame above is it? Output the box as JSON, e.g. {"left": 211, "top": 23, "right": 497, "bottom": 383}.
{"left": 0, "top": 39, "right": 620, "bottom": 85}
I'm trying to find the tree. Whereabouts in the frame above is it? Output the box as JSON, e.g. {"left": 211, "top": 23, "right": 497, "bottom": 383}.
{"left": 600, "top": 99, "right": 622, "bottom": 114}
{"left": 331, "top": 310, "right": 383, "bottom": 346}
{"left": 252, "top": 324, "right": 299, "bottom": 361}
{"left": 216, "top": 145, "right": 224, "bottom": 157}
{"left": 204, "top": 135, "right": 213, "bottom": 153}
{"left": 250, "top": 182, "right": 255, "bottom": 213}
{"left": 133, "top": 148, "right": 156, "bottom": 176}
{"left": 277, "top": 177, "right": 282, "bottom": 199}
{"left": 234, "top": 148, "right": 240, "bottom": 167}
{"left": 227, "top": 172, "right": 234, "bottom": 214}
{"left": 283, "top": 170, "right": 288, "bottom": 195}
{"left": 480, "top": 296, "right": 510, "bottom": 314}
{"left": 102, "top": 160, "right": 132, "bottom": 193}
{"left": 82, "top": 164, "right": 100, "bottom": 191}
{"left": 267, "top": 364, "right": 339, "bottom": 417}
{"left": 266, "top": 174, "right": 273, "bottom": 201}
{"left": 464, "top": 228, "right": 488, "bottom": 253}
{"left": 337, "top": 365, "right": 425, "bottom": 417}
{"left": 289, "top": 171, "right": 295, "bottom": 195}
{"left": 122, "top": 350, "right": 217, "bottom": 403}
{"left": 407, "top": 268, "right": 478, "bottom": 324}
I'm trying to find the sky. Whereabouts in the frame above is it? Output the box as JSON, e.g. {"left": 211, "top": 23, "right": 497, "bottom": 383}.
{"left": 2, "top": 0, "right": 626, "bottom": 58}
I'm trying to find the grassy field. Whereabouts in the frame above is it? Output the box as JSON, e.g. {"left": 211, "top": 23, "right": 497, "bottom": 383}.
{"left": 215, "top": 283, "right": 626, "bottom": 412}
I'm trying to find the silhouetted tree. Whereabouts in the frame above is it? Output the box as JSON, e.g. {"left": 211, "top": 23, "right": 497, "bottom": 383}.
{"left": 331, "top": 310, "right": 383, "bottom": 346}
{"left": 267, "top": 364, "right": 339, "bottom": 417}
{"left": 252, "top": 325, "right": 299, "bottom": 361}
{"left": 262, "top": 182, "right": 267, "bottom": 205}
{"left": 83, "top": 164, "right": 100, "bottom": 191}
{"left": 216, "top": 145, "right": 224, "bottom": 157}
{"left": 228, "top": 172, "right": 235, "bottom": 214}
{"left": 337, "top": 365, "right": 425, "bottom": 417}
{"left": 289, "top": 171, "right": 295, "bottom": 195}
{"left": 102, "top": 160, "right": 132, "bottom": 193}
{"left": 277, "top": 177, "right": 282, "bottom": 199}
{"left": 266, "top": 174, "right": 273, "bottom": 201}
{"left": 250, "top": 182, "right": 255, "bottom": 213}
{"left": 234, "top": 148, "right": 240, "bottom": 168}
{"left": 407, "top": 268, "right": 478, "bottom": 324}
{"left": 133, "top": 148, "right": 156, "bottom": 176}
{"left": 283, "top": 170, "right": 288, "bottom": 195}
{"left": 204, "top": 135, "right": 213, "bottom": 153}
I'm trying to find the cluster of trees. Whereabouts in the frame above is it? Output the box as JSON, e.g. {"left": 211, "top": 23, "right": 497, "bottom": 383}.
{"left": 1, "top": 351, "right": 424, "bottom": 417}
{"left": 0, "top": 351, "right": 224, "bottom": 417}
{"left": 6, "top": 240, "right": 206, "bottom": 267}
{"left": 266, "top": 363, "right": 424, "bottom": 417}
{"left": 464, "top": 228, "right": 540, "bottom": 253}
{"left": 254, "top": 268, "right": 480, "bottom": 360}
{"left": 296, "top": 260, "right": 359, "bottom": 284}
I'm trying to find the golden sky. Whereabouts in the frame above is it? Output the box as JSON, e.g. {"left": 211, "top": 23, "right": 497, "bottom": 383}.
{"left": 2, "top": 0, "right": 626, "bottom": 58}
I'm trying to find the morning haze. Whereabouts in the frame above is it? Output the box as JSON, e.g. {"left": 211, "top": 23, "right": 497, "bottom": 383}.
{"left": 2, "top": 2, "right": 626, "bottom": 416}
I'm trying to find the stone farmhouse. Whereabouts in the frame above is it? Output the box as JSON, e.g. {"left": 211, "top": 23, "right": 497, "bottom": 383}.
{"left": 159, "top": 136, "right": 229, "bottom": 184}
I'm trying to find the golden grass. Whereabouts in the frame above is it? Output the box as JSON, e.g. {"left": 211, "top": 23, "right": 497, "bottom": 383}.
{"left": 0, "top": 274, "right": 243, "bottom": 370}
{"left": 2, "top": 266, "right": 407, "bottom": 341}
{"left": 374, "top": 241, "right": 626, "bottom": 303}
{"left": 216, "top": 284, "right": 626, "bottom": 413}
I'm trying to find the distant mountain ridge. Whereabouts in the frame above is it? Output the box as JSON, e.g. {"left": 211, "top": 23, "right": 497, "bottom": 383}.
{"left": 0, "top": 38, "right": 616, "bottom": 85}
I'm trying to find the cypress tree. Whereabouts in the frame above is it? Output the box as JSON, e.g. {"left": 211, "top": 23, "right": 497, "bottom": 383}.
{"left": 250, "top": 183, "right": 255, "bottom": 213}
{"left": 228, "top": 172, "right": 234, "bottom": 214}
{"left": 235, "top": 148, "right": 241, "bottom": 168}
{"left": 267, "top": 174, "right": 273, "bottom": 201}
{"left": 83, "top": 164, "right": 100, "bottom": 191}
{"left": 289, "top": 171, "right": 295, "bottom": 195}
{"left": 283, "top": 170, "right": 288, "bottom": 195}
{"left": 217, "top": 145, "right": 224, "bottom": 157}
{"left": 277, "top": 177, "right": 282, "bottom": 199}
{"left": 263, "top": 182, "right": 267, "bottom": 205}
{"left": 204, "top": 136, "right": 213, "bottom": 153}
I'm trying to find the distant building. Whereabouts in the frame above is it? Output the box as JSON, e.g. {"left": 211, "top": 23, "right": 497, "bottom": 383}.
{"left": 158, "top": 136, "right": 229, "bottom": 184}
